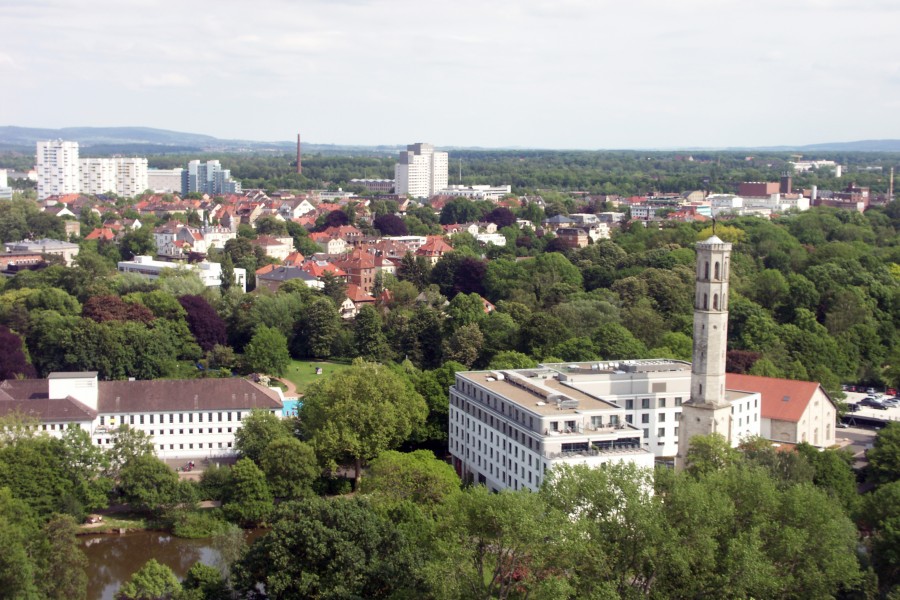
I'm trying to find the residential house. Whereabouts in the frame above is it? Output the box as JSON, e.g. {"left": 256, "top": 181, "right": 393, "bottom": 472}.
{"left": 335, "top": 249, "right": 377, "bottom": 294}
{"left": 415, "top": 236, "right": 453, "bottom": 264}
{"left": 256, "top": 265, "right": 321, "bottom": 293}
{"left": 339, "top": 284, "right": 376, "bottom": 319}
{"left": 251, "top": 236, "right": 293, "bottom": 261}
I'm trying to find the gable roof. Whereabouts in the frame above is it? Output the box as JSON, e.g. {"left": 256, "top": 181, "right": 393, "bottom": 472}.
{"left": 726, "top": 373, "right": 828, "bottom": 423}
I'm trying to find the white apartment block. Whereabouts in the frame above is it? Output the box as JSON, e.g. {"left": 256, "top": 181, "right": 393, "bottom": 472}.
{"left": 37, "top": 140, "right": 80, "bottom": 200}
{"left": 118, "top": 255, "right": 247, "bottom": 292}
{"left": 79, "top": 157, "right": 150, "bottom": 197}
{"left": 0, "top": 373, "right": 284, "bottom": 461}
{"left": 394, "top": 143, "right": 448, "bottom": 198}
{"left": 148, "top": 168, "right": 184, "bottom": 194}
{"left": 449, "top": 368, "right": 655, "bottom": 493}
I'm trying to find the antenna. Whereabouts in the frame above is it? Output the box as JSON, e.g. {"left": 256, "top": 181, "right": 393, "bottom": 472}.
{"left": 458, "top": 158, "right": 462, "bottom": 183}
{"left": 890, "top": 167, "right": 895, "bottom": 204}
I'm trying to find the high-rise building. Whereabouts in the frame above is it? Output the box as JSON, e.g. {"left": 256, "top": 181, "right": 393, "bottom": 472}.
{"left": 394, "top": 143, "right": 448, "bottom": 198}
{"left": 36, "top": 140, "right": 80, "bottom": 200}
{"left": 182, "top": 160, "right": 242, "bottom": 196}
{"left": 78, "top": 157, "right": 149, "bottom": 197}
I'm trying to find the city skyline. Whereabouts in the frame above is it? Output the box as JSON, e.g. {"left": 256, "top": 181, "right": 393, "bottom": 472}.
{"left": 3, "top": 1, "right": 899, "bottom": 150}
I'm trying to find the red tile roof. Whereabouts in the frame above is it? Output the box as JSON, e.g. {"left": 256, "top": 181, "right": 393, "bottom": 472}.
{"left": 726, "top": 373, "right": 826, "bottom": 423}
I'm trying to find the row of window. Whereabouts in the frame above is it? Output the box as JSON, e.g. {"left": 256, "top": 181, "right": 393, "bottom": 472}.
{"left": 624, "top": 397, "right": 684, "bottom": 410}
{"left": 99, "top": 411, "right": 243, "bottom": 426}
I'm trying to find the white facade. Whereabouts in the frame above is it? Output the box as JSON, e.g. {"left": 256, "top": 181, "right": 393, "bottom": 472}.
{"left": 449, "top": 368, "right": 655, "bottom": 493}
{"left": 1, "top": 373, "right": 284, "bottom": 461}
{"left": 436, "top": 184, "right": 511, "bottom": 202}
{"left": 5, "top": 238, "right": 80, "bottom": 266}
{"left": 79, "top": 158, "right": 118, "bottom": 195}
{"left": 37, "top": 140, "right": 80, "bottom": 200}
{"left": 118, "top": 255, "right": 247, "bottom": 291}
{"left": 394, "top": 143, "right": 449, "bottom": 198}
{"left": 148, "top": 168, "right": 185, "bottom": 193}
{"left": 0, "top": 169, "right": 11, "bottom": 200}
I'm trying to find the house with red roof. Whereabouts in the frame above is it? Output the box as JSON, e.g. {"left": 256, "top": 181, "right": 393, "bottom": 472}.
{"left": 85, "top": 227, "right": 118, "bottom": 242}
{"left": 339, "top": 283, "right": 376, "bottom": 319}
{"left": 726, "top": 373, "right": 837, "bottom": 448}
{"left": 415, "top": 236, "right": 453, "bottom": 264}
{"left": 335, "top": 249, "right": 377, "bottom": 294}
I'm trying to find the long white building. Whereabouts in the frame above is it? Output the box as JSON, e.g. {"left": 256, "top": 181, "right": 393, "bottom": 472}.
{"left": 37, "top": 140, "right": 80, "bottom": 200}
{"left": 0, "top": 372, "right": 284, "bottom": 460}
{"left": 394, "top": 143, "right": 448, "bottom": 198}
{"left": 118, "top": 255, "right": 246, "bottom": 292}
{"left": 79, "top": 157, "right": 149, "bottom": 197}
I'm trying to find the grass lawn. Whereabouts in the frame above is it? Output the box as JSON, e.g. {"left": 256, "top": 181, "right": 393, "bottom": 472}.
{"left": 283, "top": 359, "right": 352, "bottom": 394}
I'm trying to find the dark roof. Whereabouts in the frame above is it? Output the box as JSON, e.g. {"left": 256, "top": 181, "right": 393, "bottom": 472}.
{"left": 0, "top": 377, "right": 282, "bottom": 416}
{"left": 256, "top": 266, "right": 317, "bottom": 283}
{"left": 97, "top": 379, "right": 282, "bottom": 413}
{"left": 0, "top": 395, "right": 98, "bottom": 422}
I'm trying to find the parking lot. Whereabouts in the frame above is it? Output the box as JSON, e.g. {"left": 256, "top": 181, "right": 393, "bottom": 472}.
{"left": 843, "top": 391, "right": 900, "bottom": 423}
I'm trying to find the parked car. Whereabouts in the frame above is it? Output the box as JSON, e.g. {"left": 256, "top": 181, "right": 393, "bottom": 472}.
{"left": 837, "top": 421, "right": 850, "bottom": 428}
{"left": 883, "top": 398, "right": 900, "bottom": 407}
{"left": 860, "top": 398, "right": 888, "bottom": 410}
{"left": 866, "top": 387, "right": 877, "bottom": 395}
{"left": 847, "top": 403, "right": 862, "bottom": 412}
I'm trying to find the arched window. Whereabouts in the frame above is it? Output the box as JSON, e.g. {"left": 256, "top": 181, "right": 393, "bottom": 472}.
{"left": 699, "top": 384, "right": 703, "bottom": 396}
{"left": 703, "top": 293, "right": 708, "bottom": 310}
{"left": 713, "top": 294, "right": 719, "bottom": 310}
{"left": 704, "top": 261, "right": 710, "bottom": 280}
{"left": 714, "top": 261, "right": 720, "bottom": 280}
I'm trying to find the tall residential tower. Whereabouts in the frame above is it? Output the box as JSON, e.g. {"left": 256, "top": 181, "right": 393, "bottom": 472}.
{"left": 394, "top": 143, "right": 448, "bottom": 198}
{"left": 36, "top": 140, "right": 80, "bottom": 200}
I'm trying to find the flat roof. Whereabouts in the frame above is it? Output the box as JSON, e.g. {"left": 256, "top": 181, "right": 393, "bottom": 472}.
{"left": 458, "top": 370, "right": 620, "bottom": 416}
{"left": 48, "top": 372, "right": 98, "bottom": 379}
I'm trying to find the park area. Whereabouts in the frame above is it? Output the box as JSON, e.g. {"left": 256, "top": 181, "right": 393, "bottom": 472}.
{"left": 281, "top": 359, "right": 352, "bottom": 395}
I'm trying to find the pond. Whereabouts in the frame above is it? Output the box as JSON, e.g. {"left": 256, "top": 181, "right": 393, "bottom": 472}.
{"left": 81, "top": 529, "right": 263, "bottom": 600}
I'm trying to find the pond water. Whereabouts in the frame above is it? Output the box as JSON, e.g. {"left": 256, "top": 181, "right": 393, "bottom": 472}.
{"left": 81, "top": 529, "right": 263, "bottom": 600}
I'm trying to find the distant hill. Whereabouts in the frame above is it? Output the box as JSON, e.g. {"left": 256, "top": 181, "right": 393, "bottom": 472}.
{"left": 798, "top": 139, "right": 900, "bottom": 152}
{"left": 2, "top": 125, "right": 899, "bottom": 154}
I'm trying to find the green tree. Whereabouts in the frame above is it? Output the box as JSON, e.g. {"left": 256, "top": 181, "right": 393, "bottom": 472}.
{"left": 115, "top": 559, "right": 182, "bottom": 600}
{"left": 37, "top": 514, "right": 88, "bottom": 600}
{"left": 300, "top": 360, "right": 428, "bottom": 486}
{"left": 684, "top": 433, "right": 740, "bottom": 477}
{"left": 119, "top": 454, "right": 196, "bottom": 517}
{"left": 234, "top": 409, "right": 293, "bottom": 465}
{"left": 233, "top": 496, "right": 422, "bottom": 599}
{"left": 222, "top": 458, "right": 273, "bottom": 527}
{"left": 293, "top": 296, "right": 340, "bottom": 359}
{"left": 243, "top": 325, "right": 290, "bottom": 376}
{"left": 107, "top": 424, "right": 154, "bottom": 478}
{"left": 487, "top": 350, "right": 538, "bottom": 370}
{"left": 868, "top": 422, "right": 900, "bottom": 485}
{"left": 180, "top": 562, "right": 229, "bottom": 600}
{"left": 259, "top": 437, "right": 319, "bottom": 500}
{"left": 442, "top": 322, "right": 483, "bottom": 368}
{"left": 426, "top": 486, "right": 570, "bottom": 599}
{"left": 361, "top": 450, "right": 461, "bottom": 511}
{"left": 352, "top": 304, "right": 389, "bottom": 360}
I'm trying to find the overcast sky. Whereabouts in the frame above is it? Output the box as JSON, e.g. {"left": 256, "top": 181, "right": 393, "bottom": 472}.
{"left": 2, "top": 0, "right": 898, "bottom": 149}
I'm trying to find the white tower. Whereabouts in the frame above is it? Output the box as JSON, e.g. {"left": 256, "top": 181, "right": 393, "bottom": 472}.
{"left": 36, "top": 140, "right": 80, "bottom": 200}
{"left": 677, "top": 234, "right": 734, "bottom": 464}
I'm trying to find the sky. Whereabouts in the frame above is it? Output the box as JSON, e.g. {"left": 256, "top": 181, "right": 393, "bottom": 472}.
{"left": 2, "top": 0, "right": 899, "bottom": 149}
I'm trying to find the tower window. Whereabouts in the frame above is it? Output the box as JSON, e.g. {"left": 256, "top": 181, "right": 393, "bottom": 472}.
{"left": 704, "top": 261, "right": 709, "bottom": 280}
{"left": 703, "top": 293, "right": 708, "bottom": 310}
{"left": 713, "top": 294, "right": 719, "bottom": 310}
{"left": 714, "top": 261, "right": 720, "bottom": 280}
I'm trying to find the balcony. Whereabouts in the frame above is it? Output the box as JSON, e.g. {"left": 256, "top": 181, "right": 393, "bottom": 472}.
{"left": 545, "top": 443, "right": 644, "bottom": 460}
